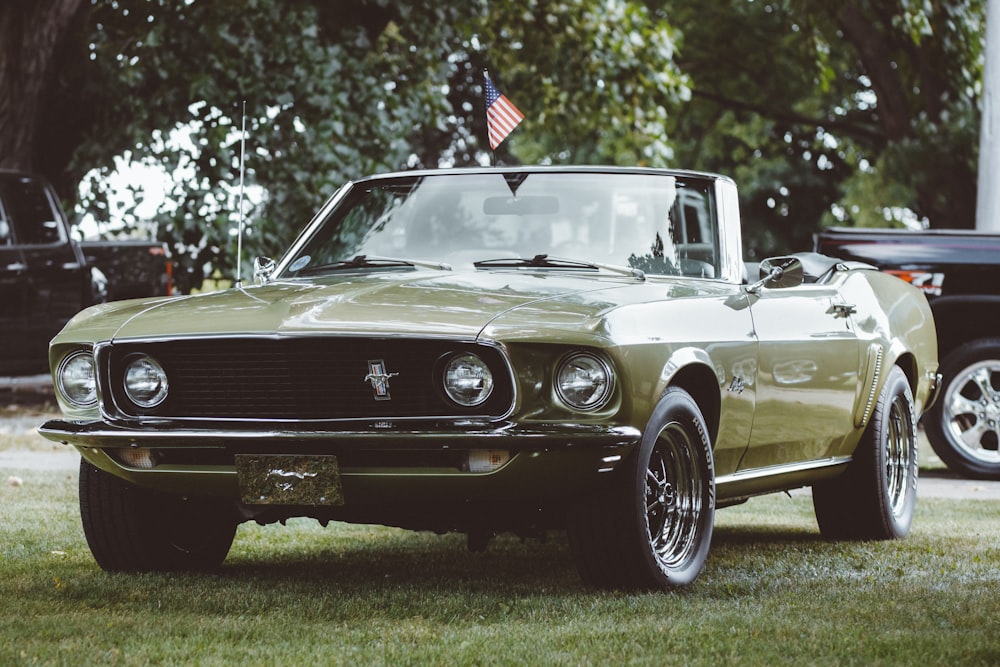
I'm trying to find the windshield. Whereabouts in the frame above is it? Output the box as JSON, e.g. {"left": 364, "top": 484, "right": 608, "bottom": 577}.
{"left": 278, "top": 171, "right": 720, "bottom": 279}
{"left": 0, "top": 175, "right": 67, "bottom": 246}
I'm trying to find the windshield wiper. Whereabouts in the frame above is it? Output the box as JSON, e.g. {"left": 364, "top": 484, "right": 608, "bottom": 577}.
{"left": 474, "top": 254, "right": 599, "bottom": 270}
{"left": 474, "top": 254, "right": 644, "bottom": 280}
{"left": 297, "top": 255, "right": 452, "bottom": 275}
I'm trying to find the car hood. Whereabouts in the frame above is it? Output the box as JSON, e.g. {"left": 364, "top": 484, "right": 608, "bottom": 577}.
{"left": 62, "top": 270, "right": 726, "bottom": 344}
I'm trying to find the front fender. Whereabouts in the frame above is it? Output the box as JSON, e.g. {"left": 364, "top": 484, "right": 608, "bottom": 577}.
{"left": 657, "top": 346, "right": 719, "bottom": 396}
{"left": 650, "top": 346, "right": 754, "bottom": 477}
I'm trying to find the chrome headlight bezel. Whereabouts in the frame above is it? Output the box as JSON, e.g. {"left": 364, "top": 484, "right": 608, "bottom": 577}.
{"left": 554, "top": 351, "right": 615, "bottom": 412}
{"left": 122, "top": 354, "right": 169, "bottom": 409}
{"left": 56, "top": 350, "right": 98, "bottom": 409}
{"left": 442, "top": 352, "right": 495, "bottom": 407}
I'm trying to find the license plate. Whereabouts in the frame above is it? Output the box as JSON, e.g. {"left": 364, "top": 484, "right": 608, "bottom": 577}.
{"left": 236, "top": 454, "right": 345, "bottom": 506}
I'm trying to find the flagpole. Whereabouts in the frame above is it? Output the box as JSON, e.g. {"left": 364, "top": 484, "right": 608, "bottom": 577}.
{"left": 483, "top": 68, "right": 495, "bottom": 167}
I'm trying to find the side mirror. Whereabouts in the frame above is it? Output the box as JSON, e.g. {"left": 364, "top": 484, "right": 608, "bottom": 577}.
{"left": 745, "top": 256, "right": 804, "bottom": 293}
{"left": 253, "top": 256, "right": 276, "bottom": 285}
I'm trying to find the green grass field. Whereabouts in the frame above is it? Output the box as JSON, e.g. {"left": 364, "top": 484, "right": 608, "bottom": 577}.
{"left": 3, "top": 452, "right": 999, "bottom": 666}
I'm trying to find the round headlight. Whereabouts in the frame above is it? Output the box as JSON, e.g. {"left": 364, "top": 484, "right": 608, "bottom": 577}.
{"left": 556, "top": 352, "right": 614, "bottom": 411}
{"left": 123, "top": 355, "right": 169, "bottom": 408}
{"left": 443, "top": 353, "right": 495, "bottom": 407}
{"left": 57, "top": 350, "right": 97, "bottom": 408}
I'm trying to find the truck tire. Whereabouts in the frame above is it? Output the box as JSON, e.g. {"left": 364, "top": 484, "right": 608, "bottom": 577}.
{"left": 924, "top": 339, "right": 1000, "bottom": 480}
{"left": 567, "top": 388, "right": 715, "bottom": 590}
{"left": 79, "top": 460, "right": 237, "bottom": 572}
{"left": 813, "top": 366, "right": 917, "bottom": 540}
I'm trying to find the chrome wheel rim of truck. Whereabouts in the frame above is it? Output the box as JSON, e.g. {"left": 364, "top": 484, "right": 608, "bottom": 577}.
{"left": 942, "top": 360, "right": 1000, "bottom": 466}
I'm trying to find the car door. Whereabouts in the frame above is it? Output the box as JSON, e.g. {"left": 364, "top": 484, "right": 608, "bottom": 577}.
{"left": 741, "top": 282, "right": 863, "bottom": 469}
{"left": 0, "top": 200, "right": 31, "bottom": 374}
{"left": 0, "top": 174, "right": 88, "bottom": 373}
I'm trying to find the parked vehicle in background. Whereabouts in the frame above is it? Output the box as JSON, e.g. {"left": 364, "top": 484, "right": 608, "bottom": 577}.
{"left": 0, "top": 170, "right": 172, "bottom": 376}
{"left": 41, "top": 167, "right": 938, "bottom": 589}
{"left": 79, "top": 241, "right": 172, "bottom": 302}
{"left": 816, "top": 227, "right": 1000, "bottom": 480}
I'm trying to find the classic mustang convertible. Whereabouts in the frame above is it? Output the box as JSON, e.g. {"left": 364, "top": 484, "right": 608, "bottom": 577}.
{"left": 41, "top": 167, "right": 939, "bottom": 589}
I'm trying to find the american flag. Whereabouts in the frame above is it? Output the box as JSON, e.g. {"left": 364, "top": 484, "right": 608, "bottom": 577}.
{"left": 484, "top": 73, "right": 524, "bottom": 150}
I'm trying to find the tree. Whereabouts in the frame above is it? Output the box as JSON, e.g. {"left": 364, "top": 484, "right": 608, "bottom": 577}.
{"left": 2, "top": 1, "right": 988, "bottom": 282}
{"left": 1, "top": 0, "right": 688, "bottom": 292}
{"left": 0, "top": 0, "right": 88, "bottom": 195}
{"left": 660, "top": 0, "right": 986, "bottom": 257}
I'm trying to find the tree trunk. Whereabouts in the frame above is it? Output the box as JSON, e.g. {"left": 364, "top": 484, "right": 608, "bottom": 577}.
{"left": 0, "top": 0, "right": 86, "bottom": 173}
{"left": 835, "top": 4, "right": 978, "bottom": 229}
{"left": 836, "top": 5, "right": 911, "bottom": 143}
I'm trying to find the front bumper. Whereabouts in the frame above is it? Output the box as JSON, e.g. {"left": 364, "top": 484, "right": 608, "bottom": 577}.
{"left": 39, "top": 419, "right": 641, "bottom": 504}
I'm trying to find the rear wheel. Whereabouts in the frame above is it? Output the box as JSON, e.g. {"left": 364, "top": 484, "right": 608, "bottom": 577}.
{"left": 568, "top": 388, "right": 715, "bottom": 590}
{"left": 79, "top": 460, "right": 237, "bottom": 572}
{"left": 813, "top": 366, "right": 917, "bottom": 540}
{"left": 924, "top": 339, "right": 1000, "bottom": 480}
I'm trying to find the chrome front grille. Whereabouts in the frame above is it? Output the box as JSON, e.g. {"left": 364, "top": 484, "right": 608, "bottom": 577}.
{"left": 101, "top": 337, "right": 513, "bottom": 421}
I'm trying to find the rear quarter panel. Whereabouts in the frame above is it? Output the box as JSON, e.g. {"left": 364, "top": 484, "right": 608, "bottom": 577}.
{"left": 837, "top": 268, "right": 938, "bottom": 416}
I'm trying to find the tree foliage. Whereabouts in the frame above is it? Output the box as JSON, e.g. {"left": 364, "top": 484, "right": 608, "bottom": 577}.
{"left": 660, "top": 0, "right": 985, "bottom": 257}
{"left": 61, "top": 0, "right": 689, "bottom": 291}
{"left": 0, "top": 0, "right": 988, "bottom": 287}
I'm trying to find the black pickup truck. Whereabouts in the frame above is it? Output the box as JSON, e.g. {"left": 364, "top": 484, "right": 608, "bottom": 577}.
{"left": 0, "top": 170, "right": 172, "bottom": 377}
{"left": 816, "top": 227, "right": 1000, "bottom": 479}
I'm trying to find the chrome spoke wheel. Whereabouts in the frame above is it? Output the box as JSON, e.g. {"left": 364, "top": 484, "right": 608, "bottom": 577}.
{"left": 645, "top": 422, "right": 703, "bottom": 570}
{"left": 566, "top": 387, "right": 714, "bottom": 590}
{"left": 885, "top": 394, "right": 913, "bottom": 517}
{"left": 813, "top": 365, "right": 917, "bottom": 540}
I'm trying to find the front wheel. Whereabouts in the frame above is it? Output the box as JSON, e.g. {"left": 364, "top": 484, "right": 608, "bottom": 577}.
{"left": 79, "top": 460, "right": 238, "bottom": 572}
{"left": 813, "top": 365, "right": 917, "bottom": 540}
{"left": 923, "top": 339, "right": 1000, "bottom": 479}
{"left": 568, "top": 388, "right": 715, "bottom": 590}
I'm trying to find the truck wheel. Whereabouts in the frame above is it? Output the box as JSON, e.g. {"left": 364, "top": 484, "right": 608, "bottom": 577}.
{"left": 924, "top": 339, "right": 1000, "bottom": 480}
{"left": 568, "top": 388, "right": 715, "bottom": 590}
{"left": 79, "top": 460, "right": 237, "bottom": 572}
{"left": 813, "top": 366, "right": 917, "bottom": 540}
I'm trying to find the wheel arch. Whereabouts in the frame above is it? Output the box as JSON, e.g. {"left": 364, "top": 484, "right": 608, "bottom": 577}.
{"left": 662, "top": 358, "right": 721, "bottom": 446}
{"left": 890, "top": 349, "right": 918, "bottom": 396}
{"left": 886, "top": 333, "right": 937, "bottom": 416}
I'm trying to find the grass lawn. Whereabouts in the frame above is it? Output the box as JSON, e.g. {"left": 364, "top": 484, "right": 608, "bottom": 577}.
{"left": 2, "top": 450, "right": 999, "bottom": 667}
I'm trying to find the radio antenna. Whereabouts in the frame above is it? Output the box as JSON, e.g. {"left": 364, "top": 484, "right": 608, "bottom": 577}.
{"left": 234, "top": 100, "right": 247, "bottom": 288}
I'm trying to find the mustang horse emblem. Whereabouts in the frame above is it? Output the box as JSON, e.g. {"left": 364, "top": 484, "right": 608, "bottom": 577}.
{"left": 364, "top": 360, "right": 399, "bottom": 400}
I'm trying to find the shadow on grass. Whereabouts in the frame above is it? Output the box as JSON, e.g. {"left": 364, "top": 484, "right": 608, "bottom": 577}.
{"left": 218, "top": 529, "right": 583, "bottom": 595}
{"left": 713, "top": 523, "right": 825, "bottom": 546}
{"left": 190, "top": 518, "right": 838, "bottom": 597}
{"left": 46, "top": 515, "right": 961, "bottom": 624}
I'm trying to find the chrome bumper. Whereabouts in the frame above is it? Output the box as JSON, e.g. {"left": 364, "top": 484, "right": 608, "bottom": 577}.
{"left": 38, "top": 418, "right": 641, "bottom": 451}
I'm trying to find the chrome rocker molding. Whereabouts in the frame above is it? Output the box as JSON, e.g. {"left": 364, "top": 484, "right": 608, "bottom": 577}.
{"left": 716, "top": 455, "right": 853, "bottom": 500}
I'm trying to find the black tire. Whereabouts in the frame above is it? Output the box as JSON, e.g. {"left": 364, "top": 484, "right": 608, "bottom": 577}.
{"left": 813, "top": 366, "right": 917, "bottom": 540}
{"left": 79, "top": 460, "right": 238, "bottom": 572}
{"left": 923, "top": 339, "right": 1000, "bottom": 480}
{"left": 568, "top": 387, "right": 715, "bottom": 590}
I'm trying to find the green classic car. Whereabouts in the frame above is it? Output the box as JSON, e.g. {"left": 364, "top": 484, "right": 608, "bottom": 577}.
{"left": 41, "top": 167, "right": 939, "bottom": 590}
